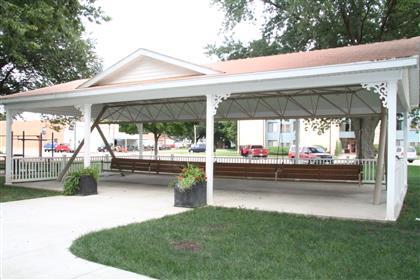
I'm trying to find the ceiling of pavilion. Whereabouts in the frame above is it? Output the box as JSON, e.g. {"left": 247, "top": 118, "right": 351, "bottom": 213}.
{"left": 93, "top": 85, "right": 384, "bottom": 123}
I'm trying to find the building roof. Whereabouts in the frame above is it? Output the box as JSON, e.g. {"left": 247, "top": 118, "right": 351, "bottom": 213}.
{"left": 207, "top": 36, "right": 420, "bottom": 74}
{"left": 1, "top": 36, "right": 419, "bottom": 100}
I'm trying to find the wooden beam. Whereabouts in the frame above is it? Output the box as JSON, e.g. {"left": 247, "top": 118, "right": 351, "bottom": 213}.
{"left": 373, "top": 107, "right": 386, "bottom": 204}
{"left": 57, "top": 106, "right": 107, "bottom": 181}
{"left": 95, "top": 123, "right": 125, "bottom": 176}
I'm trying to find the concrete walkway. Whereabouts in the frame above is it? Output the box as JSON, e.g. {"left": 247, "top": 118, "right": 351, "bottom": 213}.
{"left": 1, "top": 174, "right": 387, "bottom": 278}
{"left": 1, "top": 183, "right": 188, "bottom": 279}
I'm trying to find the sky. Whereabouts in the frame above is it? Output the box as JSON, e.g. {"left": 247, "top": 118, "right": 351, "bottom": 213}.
{"left": 17, "top": 0, "right": 263, "bottom": 120}
{"left": 85, "top": 0, "right": 262, "bottom": 68}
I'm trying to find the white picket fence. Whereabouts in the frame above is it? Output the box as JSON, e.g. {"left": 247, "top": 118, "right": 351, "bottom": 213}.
{"left": 10, "top": 155, "right": 378, "bottom": 183}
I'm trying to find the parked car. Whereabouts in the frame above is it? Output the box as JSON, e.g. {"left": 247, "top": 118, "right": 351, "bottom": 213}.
{"left": 55, "top": 143, "right": 73, "bottom": 153}
{"left": 288, "top": 145, "right": 333, "bottom": 163}
{"left": 240, "top": 145, "right": 269, "bottom": 157}
{"left": 159, "top": 144, "right": 172, "bottom": 150}
{"left": 97, "top": 145, "right": 107, "bottom": 152}
{"left": 114, "top": 145, "right": 128, "bottom": 152}
{"left": 44, "top": 142, "right": 57, "bottom": 152}
{"left": 189, "top": 143, "right": 206, "bottom": 153}
{"left": 396, "top": 146, "right": 417, "bottom": 163}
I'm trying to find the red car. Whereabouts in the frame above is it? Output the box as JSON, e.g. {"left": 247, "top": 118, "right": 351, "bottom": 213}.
{"left": 288, "top": 145, "right": 333, "bottom": 163}
{"left": 55, "top": 143, "right": 73, "bottom": 153}
{"left": 240, "top": 145, "right": 269, "bottom": 157}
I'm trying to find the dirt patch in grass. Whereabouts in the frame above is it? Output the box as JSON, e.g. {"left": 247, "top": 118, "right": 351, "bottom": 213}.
{"left": 171, "top": 241, "right": 201, "bottom": 252}
{"left": 207, "top": 223, "right": 230, "bottom": 231}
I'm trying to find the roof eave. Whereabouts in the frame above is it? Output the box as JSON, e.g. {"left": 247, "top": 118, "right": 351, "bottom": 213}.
{"left": 1, "top": 56, "right": 417, "bottom": 107}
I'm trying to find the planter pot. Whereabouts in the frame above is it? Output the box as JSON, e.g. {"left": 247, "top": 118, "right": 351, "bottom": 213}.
{"left": 174, "top": 182, "right": 206, "bottom": 208}
{"left": 77, "top": 175, "right": 98, "bottom": 196}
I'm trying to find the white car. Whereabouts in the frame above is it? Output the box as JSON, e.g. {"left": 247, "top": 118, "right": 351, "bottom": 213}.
{"left": 396, "top": 146, "right": 417, "bottom": 163}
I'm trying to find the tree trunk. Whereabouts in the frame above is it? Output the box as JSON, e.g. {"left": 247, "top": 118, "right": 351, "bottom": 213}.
{"left": 153, "top": 133, "right": 159, "bottom": 157}
{"left": 351, "top": 116, "right": 380, "bottom": 159}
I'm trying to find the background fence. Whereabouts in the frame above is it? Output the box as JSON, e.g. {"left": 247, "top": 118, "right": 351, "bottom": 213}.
{"left": 9, "top": 155, "right": 378, "bottom": 183}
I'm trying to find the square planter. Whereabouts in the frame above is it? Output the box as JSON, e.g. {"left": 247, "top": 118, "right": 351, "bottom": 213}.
{"left": 174, "top": 182, "right": 206, "bottom": 208}
{"left": 77, "top": 175, "right": 98, "bottom": 196}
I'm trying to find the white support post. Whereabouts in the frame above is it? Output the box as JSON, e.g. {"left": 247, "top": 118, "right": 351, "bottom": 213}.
{"left": 386, "top": 81, "right": 397, "bottom": 220}
{"left": 136, "top": 123, "right": 143, "bottom": 159}
{"left": 295, "top": 119, "right": 300, "bottom": 162}
{"left": 206, "top": 94, "right": 215, "bottom": 205}
{"left": 83, "top": 104, "right": 92, "bottom": 168}
{"left": 5, "top": 109, "right": 15, "bottom": 184}
{"left": 403, "top": 111, "right": 409, "bottom": 187}
{"left": 205, "top": 92, "right": 230, "bottom": 205}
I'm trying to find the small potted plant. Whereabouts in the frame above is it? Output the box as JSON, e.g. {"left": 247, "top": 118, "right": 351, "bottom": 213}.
{"left": 171, "top": 164, "right": 206, "bottom": 208}
{"left": 63, "top": 167, "right": 100, "bottom": 196}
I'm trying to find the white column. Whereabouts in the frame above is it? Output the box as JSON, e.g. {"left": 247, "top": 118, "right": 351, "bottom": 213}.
{"left": 206, "top": 94, "right": 215, "bottom": 205}
{"left": 83, "top": 104, "right": 92, "bottom": 168}
{"left": 403, "top": 111, "right": 409, "bottom": 187}
{"left": 5, "top": 109, "right": 14, "bottom": 184}
{"left": 386, "top": 81, "right": 397, "bottom": 220}
{"left": 295, "top": 119, "right": 300, "bottom": 161}
{"left": 136, "top": 123, "right": 143, "bottom": 159}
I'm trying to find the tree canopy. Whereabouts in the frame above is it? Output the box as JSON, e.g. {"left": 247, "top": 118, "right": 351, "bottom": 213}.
{"left": 0, "top": 0, "right": 109, "bottom": 96}
{"left": 208, "top": 0, "right": 420, "bottom": 60}
{"left": 208, "top": 0, "right": 419, "bottom": 158}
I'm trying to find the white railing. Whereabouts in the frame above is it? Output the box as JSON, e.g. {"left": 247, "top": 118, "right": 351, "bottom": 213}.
{"left": 10, "top": 155, "right": 378, "bottom": 183}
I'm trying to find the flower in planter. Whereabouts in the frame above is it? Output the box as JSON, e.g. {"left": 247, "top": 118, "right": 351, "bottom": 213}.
{"left": 172, "top": 164, "right": 207, "bottom": 208}
{"left": 63, "top": 167, "right": 100, "bottom": 195}
{"left": 170, "top": 164, "right": 206, "bottom": 192}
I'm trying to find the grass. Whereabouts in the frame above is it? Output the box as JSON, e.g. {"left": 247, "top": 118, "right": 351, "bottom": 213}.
{"left": 71, "top": 166, "right": 420, "bottom": 280}
{"left": 0, "top": 177, "right": 61, "bottom": 202}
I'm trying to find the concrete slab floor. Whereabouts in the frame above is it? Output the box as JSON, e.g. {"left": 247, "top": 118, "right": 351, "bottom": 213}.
{"left": 1, "top": 180, "right": 187, "bottom": 279}
{"left": 2, "top": 173, "right": 387, "bottom": 278}
{"left": 11, "top": 172, "right": 387, "bottom": 221}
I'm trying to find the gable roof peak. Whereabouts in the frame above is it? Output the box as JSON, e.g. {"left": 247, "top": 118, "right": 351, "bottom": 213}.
{"left": 78, "top": 48, "right": 222, "bottom": 88}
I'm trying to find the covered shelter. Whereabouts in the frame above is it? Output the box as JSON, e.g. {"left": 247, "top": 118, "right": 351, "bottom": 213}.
{"left": 1, "top": 37, "right": 419, "bottom": 221}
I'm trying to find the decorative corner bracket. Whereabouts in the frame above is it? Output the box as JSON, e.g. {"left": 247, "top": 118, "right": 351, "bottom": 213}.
{"left": 207, "top": 92, "right": 231, "bottom": 116}
{"left": 74, "top": 104, "right": 84, "bottom": 114}
{"left": 5, "top": 109, "right": 18, "bottom": 119}
{"left": 361, "top": 82, "right": 388, "bottom": 109}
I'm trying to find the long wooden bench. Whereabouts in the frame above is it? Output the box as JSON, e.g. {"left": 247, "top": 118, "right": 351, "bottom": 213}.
{"left": 110, "top": 158, "right": 362, "bottom": 183}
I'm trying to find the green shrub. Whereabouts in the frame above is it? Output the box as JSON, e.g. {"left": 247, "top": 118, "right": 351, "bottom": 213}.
{"left": 268, "top": 146, "right": 289, "bottom": 155}
{"left": 170, "top": 164, "right": 205, "bottom": 191}
{"left": 63, "top": 167, "right": 100, "bottom": 195}
{"left": 335, "top": 141, "right": 342, "bottom": 156}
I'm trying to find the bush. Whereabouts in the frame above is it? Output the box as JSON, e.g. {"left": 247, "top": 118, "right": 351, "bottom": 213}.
{"left": 268, "top": 146, "right": 289, "bottom": 155}
{"left": 335, "top": 141, "right": 342, "bottom": 156}
{"left": 63, "top": 167, "right": 100, "bottom": 195}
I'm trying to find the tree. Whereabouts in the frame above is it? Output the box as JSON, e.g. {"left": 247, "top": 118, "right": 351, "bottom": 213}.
{"left": 120, "top": 121, "right": 238, "bottom": 153}
{"left": 208, "top": 0, "right": 420, "bottom": 158}
{"left": 120, "top": 122, "right": 197, "bottom": 156}
{"left": 0, "top": 0, "right": 109, "bottom": 96}
{"left": 215, "top": 121, "right": 237, "bottom": 148}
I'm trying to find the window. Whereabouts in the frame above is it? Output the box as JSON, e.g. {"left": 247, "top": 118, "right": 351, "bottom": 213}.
{"left": 251, "top": 145, "right": 264, "bottom": 149}
{"left": 281, "top": 124, "right": 291, "bottom": 132}
{"left": 268, "top": 122, "right": 278, "bottom": 133}
{"left": 267, "top": 140, "right": 278, "bottom": 147}
{"left": 396, "top": 119, "right": 403, "bottom": 130}
{"left": 340, "top": 119, "right": 352, "bottom": 131}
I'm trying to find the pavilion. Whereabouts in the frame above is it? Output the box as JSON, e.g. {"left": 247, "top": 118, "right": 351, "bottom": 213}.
{"left": 1, "top": 36, "right": 419, "bottom": 221}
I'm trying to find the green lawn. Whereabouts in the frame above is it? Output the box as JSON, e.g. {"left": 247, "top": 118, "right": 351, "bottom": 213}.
{"left": 71, "top": 166, "right": 420, "bottom": 280}
{"left": 0, "top": 177, "right": 61, "bottom": 202}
